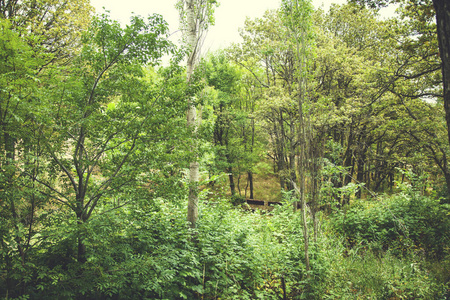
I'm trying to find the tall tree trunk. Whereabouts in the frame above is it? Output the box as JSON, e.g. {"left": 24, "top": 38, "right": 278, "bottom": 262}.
{"left": 433, "top": 0, "right": 450, "bottom": 200}
{"left": 282, "top": 0, "right": 314, "bottom": 277}
{"left": 185, "top": 0, "right": 200, "bottom": 228}
{"left": 180, "top": 0, "right": 217, "bottom": 227}
{"left": 297, "top": 42, "right": 310, "bottom": 275}
{"left": 249, "top": 117, "right": 255, "bottom": 200}
{"left": 433, "top": 0, "right": 450, "bottom": 151}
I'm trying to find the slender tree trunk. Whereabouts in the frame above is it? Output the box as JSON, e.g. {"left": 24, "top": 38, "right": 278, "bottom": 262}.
{"left": 297, "top": 50, "right": 310, "bottom": 276}
{"left": 3, "top": 132, "right": 22, "bottom": 296}
{"left": 310, "top": 146, "right": 320, "bottom": 243}
{"left": 301, "top": 185, "right": 310, "bottom": 273}
{"left": 444, "top": 169, "right": 450, "bottom": 198}
{"left": 227, "top": 166, "right": 236, "bottom": 196}
{"left": 356, "top": 134, "right": 367, "bottom": 199}
{"left": 281, "top": 276, "right": 287, "bottom": 300}
{"left": 185, "top": 0, "right": 200, "bottom": 228}
{"left": 248, "top": 171, "right": 254, "bottom": 199}
{"left": 275, "top": 124, "right": 286, "bottom": 190}
{"left": 342, "top": 129, "right": 355, "bottom": 206}
{"left": 356, "top": 156, "right": 365, "bottom": 198}
{"left": 4, "top": 132, "right": 15, "bottom": 161}
{"left": 249, "top": 117, "right": 255, "bottom": 199}
{"left": 288, "top": 120, "right": 297, "bottom": 189}
{"left": 289, "top": 152, "right": 297, "bottom": 188}
{"left": 283, "top": 0, "right": 314, "bottom": 277}
{"left": 374, "top": 141, "right": 382, "bottom": 192}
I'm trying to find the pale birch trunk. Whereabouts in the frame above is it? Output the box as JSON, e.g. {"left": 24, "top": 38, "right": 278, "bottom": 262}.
{"left": 185, "top": 0, "right": 200, "bottom": 228}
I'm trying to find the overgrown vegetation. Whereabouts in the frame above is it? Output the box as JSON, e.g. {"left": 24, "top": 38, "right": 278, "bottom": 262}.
{"left": 4, "top": 190, "right": 448, "bottom": 299}
{"left": 1, "top": 0, "right": 450, "bottom": 299}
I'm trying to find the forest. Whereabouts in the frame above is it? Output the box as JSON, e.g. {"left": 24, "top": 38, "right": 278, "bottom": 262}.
{"left": 0, "top": 0, "right": 449, "bottom": 299}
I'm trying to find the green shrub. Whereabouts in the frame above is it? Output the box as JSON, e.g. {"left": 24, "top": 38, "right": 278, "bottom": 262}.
{"left": 230, "top": 194, "right": 246, "bottom": 206}
{"left": 330, "top": 193, "right": 450, "bottom": 259}
{"left": 322, "top": 248, "right": 448, "bottom": 299}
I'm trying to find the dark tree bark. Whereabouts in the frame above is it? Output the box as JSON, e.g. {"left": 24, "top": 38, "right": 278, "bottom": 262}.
{"left": 433, "top": 0, "right": 450, "bottom": 148}
{"left": 248, "top": 171, "right": 254, "bottom": 199}
{"left": 227, "top": 165, "right": 236, "bottom": 196}
{"left": 341, "top": 126, "right": 355, "bottom": 206}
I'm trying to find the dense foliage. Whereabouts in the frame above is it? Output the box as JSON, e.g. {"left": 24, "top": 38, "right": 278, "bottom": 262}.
{"left": 1, "top": 0, "right": 449, "bottom": 299}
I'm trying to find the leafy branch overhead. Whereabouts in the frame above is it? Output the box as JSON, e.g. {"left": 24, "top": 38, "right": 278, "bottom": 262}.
{"left": 32, "top": 12, "right": 174, "bottom": 264}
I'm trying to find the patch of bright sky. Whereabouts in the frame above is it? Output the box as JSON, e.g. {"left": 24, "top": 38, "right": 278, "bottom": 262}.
{"left": 90, "top": 0, "right": 397, "bottom": 52}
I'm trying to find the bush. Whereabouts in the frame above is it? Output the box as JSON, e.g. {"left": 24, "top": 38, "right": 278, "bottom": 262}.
{"left": 230, "top": 194, "right": 246, "bottom": 206}
{"left": 330, "top": 193, "right": 450, "bottom": 259}
{"left": 29, "top": 198, "right": 197, "bottom": 299}
{"left": 322, "top": 247, "right": 448, "bottom": 299}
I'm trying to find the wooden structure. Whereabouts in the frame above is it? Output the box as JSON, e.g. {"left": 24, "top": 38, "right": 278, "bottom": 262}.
{"left": 246, "top": 199, "right": 282, "bottom": 211}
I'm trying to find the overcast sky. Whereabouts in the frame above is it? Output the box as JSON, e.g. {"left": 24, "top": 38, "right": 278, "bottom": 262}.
{"left": 90, "top": 0, "right": 395, "bottom": 52}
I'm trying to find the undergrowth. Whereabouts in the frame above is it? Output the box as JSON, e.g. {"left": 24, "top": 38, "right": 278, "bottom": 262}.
{"left": 2, "top": 191, "right": 449, "bottom": 299}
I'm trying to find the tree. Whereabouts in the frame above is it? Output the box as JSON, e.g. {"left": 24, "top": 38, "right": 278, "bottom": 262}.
{"left": 353, "top": 0, "right": 450, "bottom": 181}
{"left": 348, "top": 0, "right": 450, "bottom": 197}
{"left": 202, "top": 52, "right": 262, "bottom": 199}
{"left": 282, "top": 0, "right": 315, "bottom": 275}
{"left": 0, "top": 0, "right": 92, "bottom": 62}
{"left": 203, "top": 53, "right": 239, "bottom": 196}
{"left": 0, "top": 18, "right": 43, "bottom": 296}
{"left": 35, "top": 12, "right": 171, "bottom": 263}
{"left": 310, "top": 4, "right": 435, "bottom": 202}
{"left": 230, "top": 10, "right": 301, "bottom": 192}
{"left": 177, "top": 0, "right": 218, "bottom": 228}
{"left": 313, "top": 4, "right": 395, "bottom": 201}
{"left": 0, "top": 0, "right": 93, "bottom": 207}
{"left": 0, "top": 1, "right": 92, "bottom": 294}
{"left": 433, "top": 0, "right": 450, "bottom": 146}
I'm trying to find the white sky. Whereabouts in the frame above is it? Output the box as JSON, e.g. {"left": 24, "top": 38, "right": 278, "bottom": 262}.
{"left": 90, "top": 0, "right": 395, "bottom": 52}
